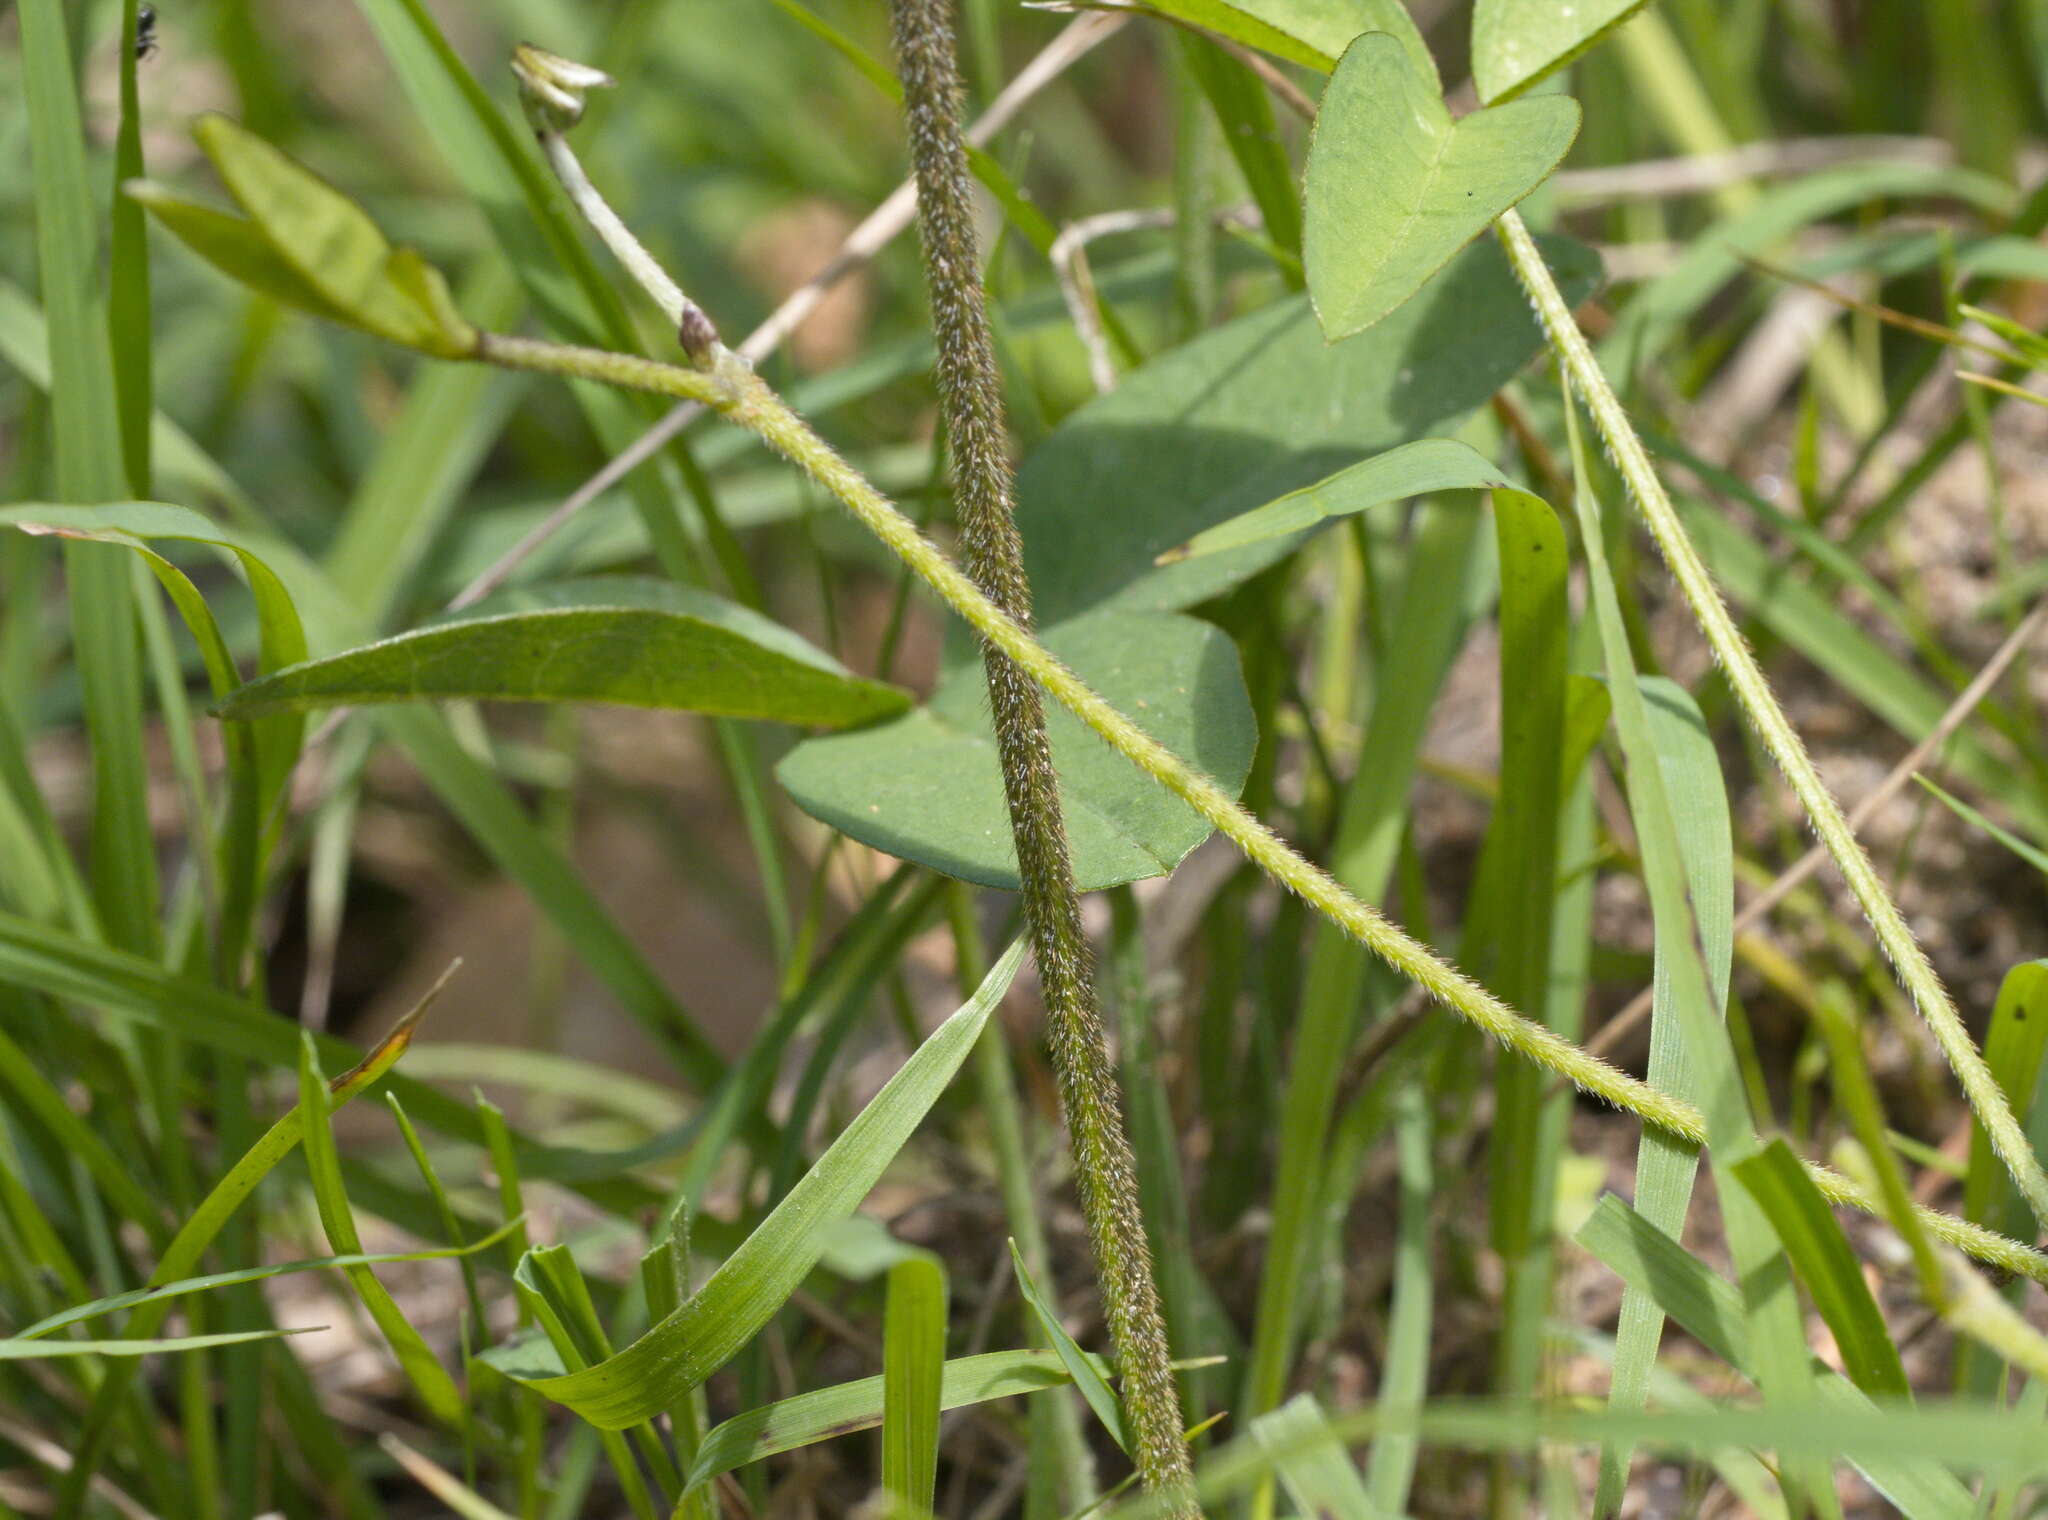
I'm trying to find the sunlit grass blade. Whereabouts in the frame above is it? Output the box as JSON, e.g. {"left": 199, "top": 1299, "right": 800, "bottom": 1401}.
{"left": 1917, "top": 776, "right": 2048, "bottom": 878}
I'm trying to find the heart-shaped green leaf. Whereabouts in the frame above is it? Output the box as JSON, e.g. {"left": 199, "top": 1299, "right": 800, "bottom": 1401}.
{"left": 128, "top": 116, "right": 476, "bottom": 358}
{"left": 1012, "top": 234, "right": 1602, "bottom": 624}
{"left": 776, "top": 612, "right": 1256, "bottom": 892}
{"left": 1306, "top": 32, "right": 1580, "bottom": 339}
{"left": 217, "top": 577, "right": 908, "bottom": 729}
{"left": 1472, "top": 0, "right": 1648, "bottom": 103}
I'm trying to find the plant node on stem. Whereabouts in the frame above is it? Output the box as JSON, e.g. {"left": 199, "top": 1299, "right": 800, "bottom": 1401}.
{"left": 882, "top": 0, "right": 1196, "bottom": 1509}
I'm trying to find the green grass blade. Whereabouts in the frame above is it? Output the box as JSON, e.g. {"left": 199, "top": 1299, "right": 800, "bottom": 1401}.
{"left": 109, "top": 0, "right": 152, "bottom": 494}
{"left": 1483, "top": 487, "right": 1570, "bottom": 1422}
{"left": 1576, "top": 1195, "right": 1977, "bottom": 1520}
{"left": 294, "top": 1034, "right": 465, "bottom": 1427}
{"left": 19, "top": 1222, "right": 519, "bottom": 1340}
{"left": 1012, "top": 1238, "right": 1130, "bottom": 1455}
{"left": 0, "top": 1329, "right": 308, "bottom": 1360}
{"left": 1362, "top": 1083, "right": 1432, "bottom": 1514}
{"left": 20, "top": 0, "right": 159, "bottom": 954}
{"left": 1249, "top": 1394, "right": 1383, "bottom": 1520}
{"left": 882, "top": 1256, "right": 948, "bottom": 1515}
{"left": 1242, "top": 500, "right": 1483, "bottom": 1427}
{"left": 509, "top": 940, "right": 1025, "bottom": 1427}
{"left": 685, "top": 1349, "right": 1098, "bottom": 1495}
{"left": 1555, "top": 408, "right": 1828, "bottom": 1513}
{"left": 1730, "top": 1139, "right": 1911, "bottom": 1399}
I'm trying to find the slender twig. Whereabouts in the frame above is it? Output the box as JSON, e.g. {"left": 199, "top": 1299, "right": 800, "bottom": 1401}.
{"left": 1589, "top": 597, "right": 2048, "bottom": 1060}
{"left": 1494, "top": 204, "right": 2048, "bottom": 1231}
{"left": 1050, "top": 204, "right": 1258, "bottom": 393}
{"left": 445, "top": 12, "right": 1124, "bottom": 612}
{"left": 465, "top": 326, "right": 2048, "bottom": 1287}
{"left": 887, "top": 1, "right": 1192, "bottom": 1507}
{"left": 1050, "top": 209, "right": 1177, "bottom": 393}
{"left": 1550, "top": 135, "right": 1951, "bottom": 205}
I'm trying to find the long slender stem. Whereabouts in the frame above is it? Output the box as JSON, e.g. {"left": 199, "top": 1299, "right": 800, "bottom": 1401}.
{"left": 470, "top": 324, "right": 2048, "bottom": 1287}
{"left": 1494, "top": 204, "right": 2048, "bottom": 1232}
{"left": 884, "top": 2, "right": 1194, "bottom": 1508}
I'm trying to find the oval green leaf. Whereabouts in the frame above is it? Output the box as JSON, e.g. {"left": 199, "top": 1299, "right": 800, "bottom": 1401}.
{"left": 1472, "top": 0, "right": 1649, "bottom": 103}
{"left": 776, "top": 611, "right": 1257, "bottom": 892}
{"left": 1012, "top": 235, "right": 1602, "bottom": 624}
{"left": 216, "top": 577, "right": 909, "bottom": 729}
{"left": 136, "top": 115, "right": 476, "bottom": 357}
{"left": 1306, "top": 32, "right": 1581, "bottom": 340}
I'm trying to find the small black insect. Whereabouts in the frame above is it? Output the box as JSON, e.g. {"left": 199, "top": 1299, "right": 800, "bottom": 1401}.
{"left": 135, "top": 4, "right": 158, "bottom": 61}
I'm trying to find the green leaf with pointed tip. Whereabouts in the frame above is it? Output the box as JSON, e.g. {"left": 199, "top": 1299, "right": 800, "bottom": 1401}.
{"left": 122, "top": 182, "right": 355, "bottom": 324}
{"left": 1731, "top": 1140, "right": 1911, "bottom": 1401}
{"left": 777, "top": 612, "right": 1255, "bottom": 891}
{"left": 1160, "top": 438, "right": 1509, "bottom": 563}
{"left": 1306, "top": 33, "right": 1580, "bottom": 340}
{"left": 139, "top": 115, "right": 476, "bottom": 357}
{"left": 680, "top": 1350, "right": 1101, "bottom": 1495}
{"left": 1012, "top": 235, "right": 1601, "bottom": 624}
{"left": 218, "top": 577, "right": 908, "bottom": 729}
{"left": 0, "top": 1330, "right": 310, "bottom": 1360}
{"left": 1010, "top": 1240, "right": 1129, "bottom": 1455}
{"left": 1471, "top": 0, "right": 1649, "bottom": 102}
{"left": 506, "top": 943, "right": 1025, "bottom": 1429}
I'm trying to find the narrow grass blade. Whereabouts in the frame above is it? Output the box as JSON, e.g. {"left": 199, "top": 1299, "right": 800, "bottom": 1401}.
{"left": 1013, "top": 1238, "right": 1129, "bottom": 1455}
{"left": 883, "top": 1256, "right": 948, "bottom": 1515}
{"left": 295, "top": 1034, "right": 465, "bottom": 1426}
{"left": 1158, "top": 440, "right": 1508, "bottom": 564}
{"left": 1730, "top": 1139, "right": 1910, "bottom": 1399}
{"left": 1363, "top": 1084, "right": 1432, "bottom": 1514}
{"left": 19, "top": 1221, "right": 519, "bottom": 1340}
{"left": 1249, "top": 1394, "right": 1382, "bottom": 1520}
{"left": 509, "top": 941, "right": 1025, "bottom": 1427}
{"left": 0, "top": 1329, "right": 310, "bottom": 1360}
{"left": 1576, "top": 1195, "right": 1976, "bottom": 1520}
{"left": 1483, "top": 487, "right": 1570, "bottom": 1421}
{"left": 684, "top": 1349, "right": 1098, "bottom": 1495}
{"left": 1555, "top": 417, "right": 1829, "bottom": 1512}
{"left": 1242, "top": 501, "right": 1483, "bottom": 1428}
{"left": 21, "top": 0, "right": 158, "bottom": 953}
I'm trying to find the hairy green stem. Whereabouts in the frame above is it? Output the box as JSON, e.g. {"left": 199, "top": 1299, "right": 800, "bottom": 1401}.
{"left": 884, "top": 1, "right": 1194, "bottom": 1507}
{"left": 1493, "top": 206, "right": 2048, "bottom": 1234}
{"left": 470, "top": 325, "right": 2048, "bottom": 1288}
